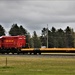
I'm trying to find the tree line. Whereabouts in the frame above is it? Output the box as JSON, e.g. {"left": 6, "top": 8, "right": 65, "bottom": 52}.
{"left": 41, "top": 27, "right": 74, "bottom": 48}
{"left": 0, "top": 24, "right": 75, "bottom": 48}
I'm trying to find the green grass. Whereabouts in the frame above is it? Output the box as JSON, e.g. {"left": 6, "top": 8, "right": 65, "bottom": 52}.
{"left": 0, "top": 56, "right": 75, "bottom": 75}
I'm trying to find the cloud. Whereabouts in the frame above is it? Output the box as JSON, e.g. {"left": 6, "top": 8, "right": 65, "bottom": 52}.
{"left": 0, "top": 0, "right": 75, "bottom": 35}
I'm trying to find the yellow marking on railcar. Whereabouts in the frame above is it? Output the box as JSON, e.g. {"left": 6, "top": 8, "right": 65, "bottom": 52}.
{"left": 40, "top": 48, "right": 75, "bottom": 51}
{"left": 21, "top": 48, "right": 75, "bottom": 52}
{"left": 21, "top": 48, "right": 34, "bottom": 51}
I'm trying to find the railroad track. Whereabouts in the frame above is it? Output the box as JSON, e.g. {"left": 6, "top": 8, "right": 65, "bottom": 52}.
{"left": 1, "top": 53, "right": 75, "bottom": 58}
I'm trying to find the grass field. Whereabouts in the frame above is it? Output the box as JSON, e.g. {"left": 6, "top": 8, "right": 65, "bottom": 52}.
{"left": 0, "top": 55, "right": 75, "bottom": 75}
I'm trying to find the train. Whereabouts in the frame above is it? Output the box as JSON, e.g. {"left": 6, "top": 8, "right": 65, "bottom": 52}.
{"left": 0, "top": 35, "right": 41, "bottom": 54}
{"left": 0, "top": 35, "right": 75, "bottom": 55}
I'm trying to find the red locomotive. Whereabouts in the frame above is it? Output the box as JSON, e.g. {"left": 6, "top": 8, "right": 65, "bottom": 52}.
{"left": 0, "top": 35, "right": 40, "bottom": 54}
{"left": 0, "top": 35, "right": 26, "bottom": 54}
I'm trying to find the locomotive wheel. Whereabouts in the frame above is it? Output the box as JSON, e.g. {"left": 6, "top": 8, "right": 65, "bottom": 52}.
{"left": 17, "top": 52, "right": 20, "bottom": 55}
{"left": 34, "top": 52, "right": 37, "bottom": 55}
{"left": 22, "top": 52, "right": 25, "bottom": 55}
{"left": 12, "top": 52, "right": 14, "bottom": 54}
{"left": 30, "top": 52, "right": 32, "bottom": 55}
{"left": 2, "top": 53, "right": 5, "bottom": 54}
{"left": 39, "top": 52, "right": 41, "bottom": 55}
{"left": 7, "top": 52, "right": 9, "bottom": 54}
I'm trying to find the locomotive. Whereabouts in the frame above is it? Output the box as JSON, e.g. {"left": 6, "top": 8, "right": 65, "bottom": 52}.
{"left": 0, "top": 35, "right": 26, "bottom": 54}
{"left": 0, "top": 35, "right": 41, "bottom": 54}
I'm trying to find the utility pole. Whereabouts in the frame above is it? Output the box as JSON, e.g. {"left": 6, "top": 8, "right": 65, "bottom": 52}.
{"left": 47, "top": 24, "right": 48, "bottom": 48}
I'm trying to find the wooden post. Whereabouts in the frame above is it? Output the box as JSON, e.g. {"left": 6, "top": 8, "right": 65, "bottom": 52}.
{"left": 6, "top": 57, "right": 7, "bottom": 67}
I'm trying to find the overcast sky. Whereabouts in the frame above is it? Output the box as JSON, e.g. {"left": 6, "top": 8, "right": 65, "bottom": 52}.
{"left": 0, "top": 0, "right": 75, "bottom": 36}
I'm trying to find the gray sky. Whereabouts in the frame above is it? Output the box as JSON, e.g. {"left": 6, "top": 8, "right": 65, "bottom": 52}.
{"left": 0, "top": 0, "right": 75, "bottom": 36}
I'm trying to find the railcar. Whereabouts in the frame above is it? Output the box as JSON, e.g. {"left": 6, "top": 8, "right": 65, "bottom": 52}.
{"left": 39, "top": 48, "right": 75, "bottom": 53}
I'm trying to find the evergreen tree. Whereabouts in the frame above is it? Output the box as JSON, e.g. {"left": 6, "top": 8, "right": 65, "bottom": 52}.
{"left": 32, "top": 31, "right": 41, "bottom": 48}
{"left": 65, "top": 26, "right": 74, "bottom": 47}
{"left": 51, "top": 27, "right": 57, "bottom": 47}
{"left": 41, "top": 26, "right": 75, "bottom": 48}
{"left": 41, "top": 28, "right": 48, "bottom": 47}
{"left": 0, "top": 25, "right": 5, "bottom": 36}
{"left": 20, "top": 25, "right": 27, "bottom": 35}
{"left": 57, "top": 28, "right": 66, "bottom": 47}
{"left": 9, "top": 24, "right": 20, "bottom": 36}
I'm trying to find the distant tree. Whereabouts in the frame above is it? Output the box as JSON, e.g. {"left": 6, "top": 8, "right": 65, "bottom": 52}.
{"left": 42, "top": 28, "right": 47, "bottom": 37}
{"left": 65, "top": 26, "right": 74, "bottom": 47}
{"left": 41, "top": 27, "right": 54, "bottom": 48}
{"left": 73, "top": 32, "right": 75, "bottom": 47}
{"left": 25, "top": 32, "right": 31, "bottom": 47}
{"left": 32, "top": 31, "right": 41, "bottom": 48}
{"left": 51, "top": 27, "right": 57, "bottom": 47}
{"left": 47, "top": 29, "right": 54, "bottom": 48}
{"left": 41, "top": 26, "right": 75, "bottom": 48}
{"left": 65, "top": 26, "right": 72, "bottom": 34}
{"left": 0, "top": 25, "right": 5, "bottom": 36}
{"left": 41, "top": 28, "right": 47, "bottom": 47}
{"left": 51, "top": 27, "right": 56, "bottom": 33}
{"left": 9, "top": 24, "right": 20, "bottom": 36}
{"left": 57, "top": 28, "right": 66, "bottom": 47}
{"left": 20, "top": 25, "right": 27, "bottom": 35}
